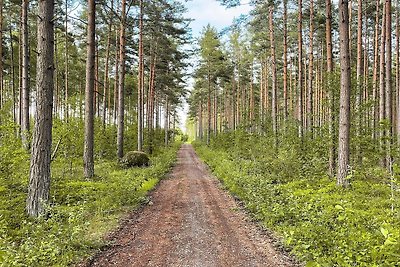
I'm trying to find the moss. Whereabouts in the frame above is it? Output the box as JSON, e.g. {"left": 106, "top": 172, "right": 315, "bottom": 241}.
{"left": 121, "top": 151, "right": 150, "bottom": 168}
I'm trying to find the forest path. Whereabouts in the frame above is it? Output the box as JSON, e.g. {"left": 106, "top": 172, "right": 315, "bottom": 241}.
{"left": 87, "top": 144, "right": 294, "bottom": 267}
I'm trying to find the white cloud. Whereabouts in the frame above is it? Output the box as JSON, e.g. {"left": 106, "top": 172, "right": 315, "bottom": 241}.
{"left": 185, "top": 0, "right": 252, "bottom": 37}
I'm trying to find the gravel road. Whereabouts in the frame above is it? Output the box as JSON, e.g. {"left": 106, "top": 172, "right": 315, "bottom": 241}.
{"left": 87, "top": 144, "right": 295, "bottom": 267}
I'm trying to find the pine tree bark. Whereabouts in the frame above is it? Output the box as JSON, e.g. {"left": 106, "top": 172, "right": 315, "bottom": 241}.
{"left": 102, "top": 0, "right": 113, "bottom": 127}
{"left": 83, "top": 0, "right": 96, "bottom": 178}
{"left": 207, "top": 60, "right": 211, "bottom": 146}
{"left": 337, "top": 0, "right": 351, "bottom": 187}
{"left": 64, "top": 0, "right": 69, "bottom": 121}
{"left": 356, "top": 0, "right": 363, "bottom": 163}
{"left": 27, "top": 0, "right": 54, "bottom": 217}
{"left": 10, "top": 27, "right": 16, "bottom": 124}
{"left": 372, "top": 0, "right": 380, "bottom": 140}
{"left": 379, "top": 3, "right": 387, "bottom": 166}
{"left": 113, "top": 27, "right": 119, "bottom": 125}
{"left": 385, "top": 0, "right": 392, "bottom": 169}
{"left": 307, "top": 0, "right": 314, "bottom": 134}
{"left": 117, "top": 0, "right": 126, "bottom": 158}
{"left": 326, "top": 0, "right": 336, "bottom": 176}
{"left": 283, "top": 0, "right": 288, "bottom": 121}
{"left": 269, "top": 6, "right": 278, "bottom": 145}
{"left": 21, "top": 0, "right": 30, "bottom": 150}
{"left": 297, "top": 0, "right": 304, "bottom": 139}
{"left": 137, "top": 0, "right": 144, "bottom": 151}
{"left": 164, "top": 96, "right": 169, "bottom": 145}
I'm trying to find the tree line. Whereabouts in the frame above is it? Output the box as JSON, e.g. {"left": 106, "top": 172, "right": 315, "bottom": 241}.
{"left": 189, "top": 0, "right": 398, "bottom": 187}
{"left": 0, "top": 0, "right": 190, "bottom": 217}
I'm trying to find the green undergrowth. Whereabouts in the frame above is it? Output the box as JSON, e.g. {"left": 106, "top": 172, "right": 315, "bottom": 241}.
{"left": 193, "top": 131, "right": 400, "bottom": 267}
{"left": 0, "top": 120, "right": 180, "bottom": 266}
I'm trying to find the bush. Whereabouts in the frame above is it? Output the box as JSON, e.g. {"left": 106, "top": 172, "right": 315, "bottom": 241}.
{"left": 121, "top": 151, "right": 150, "bottom": 168}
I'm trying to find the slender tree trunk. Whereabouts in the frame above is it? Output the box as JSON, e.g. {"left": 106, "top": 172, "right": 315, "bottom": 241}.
{"left": 298, "top": 0, "right": 304, "bottom": 139}
{"left": 207, "top": 61, "right": 211, "bottom": 145}
{"left": 117, "top": 0, "right": 126, "bottom": 158}
{"left": 10, "top": 27, "right": 16, "bottom": 124}
{"left": 148, "top": 46, "right": 157, "bottom": 154}
{"left": 64, "top": 0, "right": 69, "bottom": 121}
{"left": 326, "top": 0, "right": 335, "bottom": 174}
{"left": 337, "top": 0, "right": 351, "bottom": 187}
{"left": 269, "top": 6, "right": 278, "bottom": 146}
{"left": 21, "top": 0, "right": 30, "bottom": 149}
{"left": 164, "top": 97, "right": 169, "bottom": 145}
{"left": 113, "top": 27, "right": 119, "bottom": 125}
{"left": 199, "top": 100, "right": 203, "bottom": 140}
{"left": 385, "top": 0, "right": 392, "bottom": 170}
{"left": 18, "top": 8, "right": 22, "bottom": 130}
{"left": 137, "top": 0, "right": 144, "bottom": 151}
{"left": 27, "top": 0, "right": 54, "bottom": 217}
{"left": 103, "top": 0, "right": 113, "bottom": 127}
{"left": 283, "top": 0, "right": 288, "bottom": 121}
{"left": 356, "top": 0, "right": 363, "bottom": 163}
{"left": 83, "top": 0, "right": 96, "bottom": 178}
{"left": 379, "top": 3, "right": 387, "bottom": 166}
{"left": 372, "top": 0, "right": 380, "bottom": 140}
{"left": 54, "top": 32, "right": 59, "bottom": 118}
{"left": 307, "top": 0, "right": 314, "bottom": 134}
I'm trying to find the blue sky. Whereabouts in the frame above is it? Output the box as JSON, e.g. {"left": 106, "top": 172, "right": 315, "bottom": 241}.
{"left": 180, "top": 0, "right": 252, "bottom": 130}
{"left": 184, "top": 0, "right": 252, "bottom": 37}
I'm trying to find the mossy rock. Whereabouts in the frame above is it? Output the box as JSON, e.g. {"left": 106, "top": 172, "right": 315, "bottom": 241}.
{"left": 121, "top": 151, "right": 150, "bottom": 168}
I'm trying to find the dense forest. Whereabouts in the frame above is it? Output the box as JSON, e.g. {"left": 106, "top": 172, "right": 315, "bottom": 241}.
{"left": 0, "top": 0, "right": 189, "bottom": 265}
{"left": 0, "top": 0, "right": 400, "bottom": 266}
{"left": 188, "top": 0, "right": 400, "bottom": 265}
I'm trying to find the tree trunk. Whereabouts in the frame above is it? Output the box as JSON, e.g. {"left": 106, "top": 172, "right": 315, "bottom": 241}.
{"left": 356, "top": 0, "right": 363, "bottom": 163}
{"left": 269, "top": 6, "right": 278, "bottom": 146}
{"left": 117, "top": 0, "right": 126, "bottom": 158}
{"left": 379, "top": 3, "right": 386, "bottom": 166}
{"left": 10, "top": 27, "right": 16, "bottom": 124}
{"left": 64, "top": 0, "right": 69, "bottom": 121}
{"left": 283, "top": 0, "right": 288, "bottom": 121}
{"left": 27, "top": 0, "right": 54, "bottom": 217}
{"left": 137, "top": 0, "right": 144, "bottom": 151}
{"left": 298, "top": 0, "right": 304, "bottom": 139}
{"left": 337, "top": 0, "right": 351, "bottom": 187}
{"left": 372, "top": 0, "right": 380, "bottom": 140}
{"left": 164, "top": 97, "right": 169, "bottom": 145}
{"left": 148, "top": 46, "right": 157, "bottom": 154}
{"left": 307, "top": 0, "right": 314, "bottom": 134}
{"left": 326, "top": 0, "right": 336, "bottom": 176}
{"left": 21, "top": 0, "right": 30, "bottom": 150}
{"left": 103, "top": 0, "right": 113, "bottom": 127}
{"left": 83, "top": 0, "right": 96, "bottom": 178}
{"left": 113, "top": 27, "right": 119, "bottom": 125}
{"left": 207, "top": 61, "right": 211, "bottom": 146}
{"left": 385, "top": 0, "right": 392, "bottom": 170}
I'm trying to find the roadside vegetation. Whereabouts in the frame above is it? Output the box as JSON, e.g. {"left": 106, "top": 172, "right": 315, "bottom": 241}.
{"left": 0, "top": 118, "right": 180, "bottom": 266}
{"left": 194, "top": 130, "right": 400, "bottom": 266}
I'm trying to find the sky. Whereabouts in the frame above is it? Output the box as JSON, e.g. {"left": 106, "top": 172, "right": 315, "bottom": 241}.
{"left": 185, "top": 0, "right": 252, "bottom": 37}
{"left": 179, "top": 0, "right": 252, "bottom": 132}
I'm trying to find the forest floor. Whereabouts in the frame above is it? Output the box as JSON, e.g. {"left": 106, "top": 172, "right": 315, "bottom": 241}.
{"left": 84, "top": 144, "right": 295, "bottom": 267}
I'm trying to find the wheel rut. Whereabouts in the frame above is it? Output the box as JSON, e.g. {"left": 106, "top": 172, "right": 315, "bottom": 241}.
{"left": 87, "top": 144, "right": 295, "bottom": 267}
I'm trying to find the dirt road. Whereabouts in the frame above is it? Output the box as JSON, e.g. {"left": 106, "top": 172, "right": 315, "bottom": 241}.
{"left": 88, "top": 144, "right": 295, "bottom": 267}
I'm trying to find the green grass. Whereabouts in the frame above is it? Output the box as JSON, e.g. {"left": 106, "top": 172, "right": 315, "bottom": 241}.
{"left": 0, "top": 143, "right": 180, "bottom": 267}
{"left": 194, "top": 135, "right": 400, "bottom": 267}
